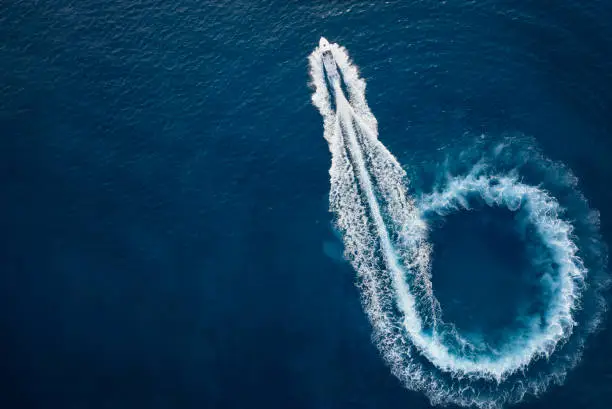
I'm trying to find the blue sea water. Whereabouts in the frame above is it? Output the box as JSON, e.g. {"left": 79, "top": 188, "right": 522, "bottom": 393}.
{"left": 2, "top": 1, "right": 612, "bottom": 408}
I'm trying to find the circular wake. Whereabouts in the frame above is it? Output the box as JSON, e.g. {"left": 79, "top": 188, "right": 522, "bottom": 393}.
{"left": 308, "top": 40, "right": 608, "bottom": 408}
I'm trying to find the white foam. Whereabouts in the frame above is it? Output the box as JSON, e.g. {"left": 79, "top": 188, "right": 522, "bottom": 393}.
{"left": 308, "top": 39, "right": 605, "bottom": 408}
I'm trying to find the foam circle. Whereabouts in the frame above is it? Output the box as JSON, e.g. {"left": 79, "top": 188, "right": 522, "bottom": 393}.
{"left": 415, "top": 168, "right": 584, "bottom": 379}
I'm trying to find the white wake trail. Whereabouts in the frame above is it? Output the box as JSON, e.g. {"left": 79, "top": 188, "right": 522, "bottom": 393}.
{"left": 308, "top": 39, "right": 606, "bottom": 408}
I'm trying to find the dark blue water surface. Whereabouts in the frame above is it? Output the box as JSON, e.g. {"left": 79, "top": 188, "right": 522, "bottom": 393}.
{"left": 2, "top": 1, "right": 612, "bottom": 408}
